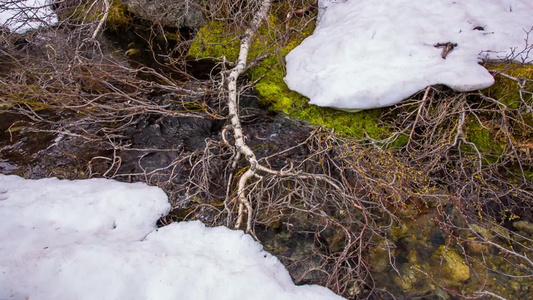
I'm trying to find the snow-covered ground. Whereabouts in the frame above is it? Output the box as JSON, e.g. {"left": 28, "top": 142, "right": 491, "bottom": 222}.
{"left": 0, "top": 0, "right": 56, "bottom": 32}
{"left": 0, "top": 175, "right": 344, "bottom": 300}
{"left": 285, "top": 0, "right": 533, "bottom": 110}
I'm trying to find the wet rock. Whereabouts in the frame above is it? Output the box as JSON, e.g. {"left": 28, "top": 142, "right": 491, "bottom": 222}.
{"left": 392, "top": 268, "right": 416, "bottom": 291}
{"left": 0, "top": 161, "right": 18, "bottom": 173}
{"left": 241, "top": 112, "right": 313, "bottom": 166}
{"left": 513, "top": 220, "right": 533, "bottom": 235}
{"left": 444, "top": 205, "right": 467, "bottom": 228}
{"left": 432, "top": 246, "right": 470, "bottom": 284}
{"left": 429, "top": 229, "right": 446, "bottom": 247}
{"left": 469, "top": 223, "right": 491, "bottom": 240}
{"left": 465, "top": 239, "right": 488, "bottom": 255}
{"left": 0, "top": 112, "right": 105, "bottom": 179}
{"left": 396, "top": 204, "right": 420, "bottom": 219}
{"left": 126, "top": 115, "right": 221, "bottom": 152}
{"left": 368, "top": 241, "right": 391, "bottom": 272}
{"left": 112, "top": 113, "right": 225, "bottom": 185}
{"left": 318, "top": 226, "right": 346, "bottom": 253}
{"left": 258, "top": 227, "right": 326, "bottom": 284}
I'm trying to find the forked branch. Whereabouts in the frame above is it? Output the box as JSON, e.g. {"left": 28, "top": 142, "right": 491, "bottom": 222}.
{"left": 225, "top": 0, "right": 273, "bottom": 233}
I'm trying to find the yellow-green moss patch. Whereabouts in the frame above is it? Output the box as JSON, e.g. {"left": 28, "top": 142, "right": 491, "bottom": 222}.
{"left": 464, "top": 116, "right": 507, "bottom": 155}
{"left": 106, "top": 0, "right": 133, "bottom": 31}
{"left": 188, "top": 10, "right": 399, "bottom": 142}
{"left": 188, "top": 21, "right": 241, "bottom": 61}
{"left": 66, "top": 0, "right": 133, "bottom": 31}
{"left": 484, "top": 63, "right": 533, "bottom": 109}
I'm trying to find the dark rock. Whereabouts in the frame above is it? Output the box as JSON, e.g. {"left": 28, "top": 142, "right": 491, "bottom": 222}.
{"left": 429, "top": 229, "right": 446, "bottom": 246}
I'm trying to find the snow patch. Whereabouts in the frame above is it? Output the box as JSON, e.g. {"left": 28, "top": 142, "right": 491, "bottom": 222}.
{"left": 284, "top": 0, "right": 533, "bottom": 110}
{"left": 1, "top": 0, "right": 57, "bottom": 32}
{"left": 0, "top": 175, "right": 343, "bottom": 300}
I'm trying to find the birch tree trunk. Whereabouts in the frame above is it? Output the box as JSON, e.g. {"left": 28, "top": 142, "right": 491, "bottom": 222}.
{"left": 226, "top": 0, "right": 273, "bottom": 233}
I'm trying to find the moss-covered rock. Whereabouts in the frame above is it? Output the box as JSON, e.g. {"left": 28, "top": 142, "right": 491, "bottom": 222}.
{"left": 106, "top": 0, "right": 134, "bottom": 31}
{"left": 484, "top": 64, "right": 533, "bottom": 109}
{"left": 368, "top": 240, "right": 394, "bottom": 272}
{"left": 513, "top": 220, "right": 533, "bottom": 235}
{"left": 56, "top": 0, "right": 133, "bottom": 31}
{"left": 433, "top": 246, "right": 470, "bottom": 284}
{"left": 188, "top": 21, "right": 241, "bottom": 61}
{"left": 460, "top": 63, "right": 533, "bottom": 170}
{"left": 464, "top": 115, "right": 508, "bottom": 155}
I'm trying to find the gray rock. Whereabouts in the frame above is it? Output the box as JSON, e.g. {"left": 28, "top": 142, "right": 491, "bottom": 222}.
{"left": 122, "top": 0, "right": 206, "bottom": 29}
{"left": 513, "top": 221, "right": 533, "bottom": 235}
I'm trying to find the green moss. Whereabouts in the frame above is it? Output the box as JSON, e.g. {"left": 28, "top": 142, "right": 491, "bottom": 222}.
{"left": 125, "top": 47, "right": 141, "bottom": 57}
{"left": 389, "top": 223, "right": 410, "bottom": 239}
{"left": 483, "top": 64, "right": 533, "bottom": 109}
{"left": 188, "top": 10, "right": 400, "bottom": 142}
{"left": 461, "top": 63, "right": 533, "bottom": 168}
{"left": 106, "top": 0, "right": 133, "bottom": 31}
{"left": 464, "top": 116, "right": 507, "bottom": 155}
{"left": 252, "top": 54, "right": 400, "bottom": 141}
{"left": 188, "top": 22, "right": 241, "bottom": 61}
{"left": 66, "top": 0, "right": 133, "bottom": 31}
{"left": 158, "top": 30, "right": 181, "bottom": 43}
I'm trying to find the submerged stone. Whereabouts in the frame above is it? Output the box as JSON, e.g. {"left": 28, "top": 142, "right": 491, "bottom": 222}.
{"left": 513, "top": 220, "right": 533, "bottom": 235}
{"left": 433, "top": 246, "right": 470, "bottom": 284}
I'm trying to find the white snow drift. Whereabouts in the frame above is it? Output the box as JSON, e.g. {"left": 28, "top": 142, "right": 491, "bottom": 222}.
{"left": 284, "top": 0, "right": 533, "bottom": 110}
{"left": 0, "top": 175, "right": 344, "bottom": 300}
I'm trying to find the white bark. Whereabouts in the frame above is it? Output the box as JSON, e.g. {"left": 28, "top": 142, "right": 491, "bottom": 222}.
{"left": 91, "top": 0, "right": 111, "bottom": 39}
{"left": 226, "top": 0, "right": 272, "bottom": 233}
{"left": 226, "top": 0, "right": 361, "bottom": 234}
